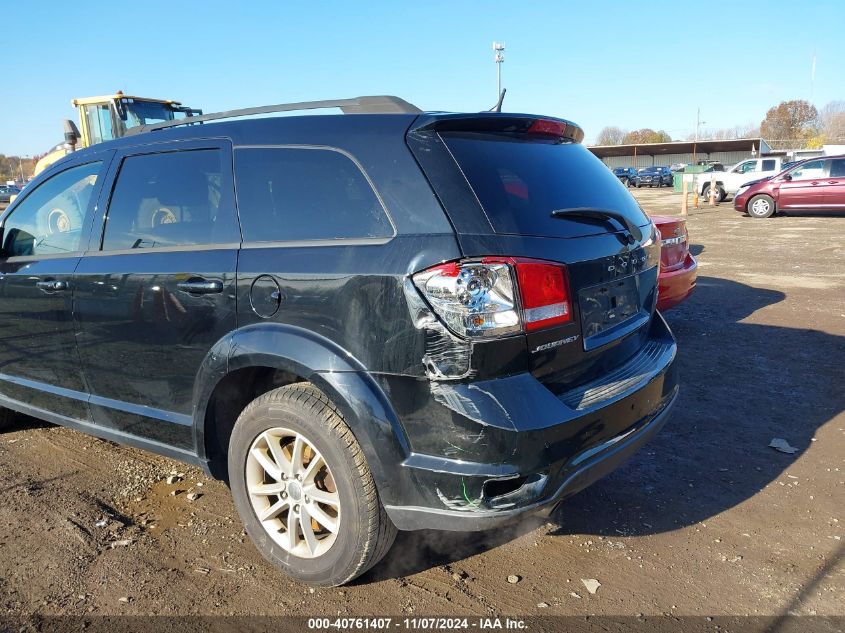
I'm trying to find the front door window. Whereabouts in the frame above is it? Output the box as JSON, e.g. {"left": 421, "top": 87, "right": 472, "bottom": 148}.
{"left": 2, "top": 161, "right": 101, "bottom": 257}
{"left": 790, "top": 160, "right": 825, "bottom": 181}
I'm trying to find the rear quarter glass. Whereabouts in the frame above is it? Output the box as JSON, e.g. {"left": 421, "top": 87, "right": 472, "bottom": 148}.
{"left": 442, "top": 133, "right": 650, "bottom": 239}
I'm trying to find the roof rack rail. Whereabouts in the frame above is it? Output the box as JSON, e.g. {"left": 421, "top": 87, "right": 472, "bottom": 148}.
{"left": 127, "top": 95, "right": 422, "bottom": 135}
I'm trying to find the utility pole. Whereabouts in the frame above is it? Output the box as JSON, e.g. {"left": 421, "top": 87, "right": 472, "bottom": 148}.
{"left": 493, "top": 41, "right": 505, "bottom": 99}
{"left": 18, "top": 156, "right": 25, "bottom": 184}
{"left": 692, "top": 107, "right": 706, "bottom": 167}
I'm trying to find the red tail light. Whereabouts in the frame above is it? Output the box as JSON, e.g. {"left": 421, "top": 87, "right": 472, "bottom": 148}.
{"left": 514, "top": 261, "right": 571, "bottom": 331}
{"left": 413, "top": 257, "right": 572, "bottom": 339}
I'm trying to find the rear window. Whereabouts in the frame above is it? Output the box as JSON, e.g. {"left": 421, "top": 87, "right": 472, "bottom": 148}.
{"left": 443, "top": 134, "right": 649, "bottom": 238}
{"left": 234, "top": 147, "right": 393, "bottom": 242}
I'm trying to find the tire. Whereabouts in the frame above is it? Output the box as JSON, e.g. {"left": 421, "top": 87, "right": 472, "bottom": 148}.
{"left": 702, "top": 185, "right": 726, "bottom": 204}
{"left": 0, "top": 408, "right": 17, "bottom": 432}
{"left": 228, "top": 383, "right": 397, "bottom": 586}
{"left": 748, "top": 194, "right": 776, "bottom": 218}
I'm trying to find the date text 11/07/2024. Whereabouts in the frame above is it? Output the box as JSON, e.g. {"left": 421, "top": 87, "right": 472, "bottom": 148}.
{"left": 307, "top": 617, "right": 527, "bottom": 630}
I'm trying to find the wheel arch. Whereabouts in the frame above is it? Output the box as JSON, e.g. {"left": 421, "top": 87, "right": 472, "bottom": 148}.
{"left": 192, "top": 323, "right": 411, "bottom": 506}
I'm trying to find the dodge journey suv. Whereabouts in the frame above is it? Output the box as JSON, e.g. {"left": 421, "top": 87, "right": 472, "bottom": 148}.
{"left": 0, "top": 96, "right": 678, "bottom": 585}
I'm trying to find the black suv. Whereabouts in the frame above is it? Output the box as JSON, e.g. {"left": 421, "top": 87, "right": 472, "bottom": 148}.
{"left": 0, "top": 96, "right": 678, "bottom": 586}
{"left": 635, "top": 166, "right": 673, "bottom": 187}
{"left": 612, "top": 167, "right": 638, "bottom": 187}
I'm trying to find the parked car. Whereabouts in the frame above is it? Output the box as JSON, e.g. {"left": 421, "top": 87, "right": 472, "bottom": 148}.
{"left": 651, "top": 215, "right": 697, "bottom": 311}
{"left": 613, "top": 166, "right": 638, "bottom": 186}
{"left": 695, "top": 156, "right": 788, "bottom": 203}
{"left": 0, "top": 96, "right": 678, "bottom": 586}
{"left": 734, "top": 155, "right": 845, "bottom": 218}
{"left": 0, "top": 185, "right": 21, "bottom": 204}
{"left": 635, "top": 166, "right": 673, "bottom": 188}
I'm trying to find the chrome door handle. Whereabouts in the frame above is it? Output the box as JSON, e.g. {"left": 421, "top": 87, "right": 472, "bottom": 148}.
{"left": 36, "top": 280, "right": 68, "bottom": 291}
{"left": 176, "top": 279, "right": 224, "bottom": 295}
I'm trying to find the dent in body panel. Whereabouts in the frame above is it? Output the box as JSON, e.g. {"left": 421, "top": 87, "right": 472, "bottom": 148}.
{"left": 393, "top": 279, "right": 523, "bottom": 512}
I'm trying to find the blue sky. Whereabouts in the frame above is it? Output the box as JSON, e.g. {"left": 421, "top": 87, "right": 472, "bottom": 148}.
{"left": 3, "top": 0, "right": 843, "bottom": 155}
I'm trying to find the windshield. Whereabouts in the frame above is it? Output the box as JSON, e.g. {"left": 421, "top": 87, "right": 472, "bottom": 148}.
{"left": 442, "top": 132, "right": 650, "bottom": 239}
{"left": 638, "top": 167, "right": 659, "bottom": 173}
{"left": 121, "top": 100, "right": 178, "bottom": 129}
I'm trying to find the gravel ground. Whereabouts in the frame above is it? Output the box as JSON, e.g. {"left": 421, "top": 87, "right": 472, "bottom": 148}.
{"left": 0, "top": 189, "right": 842, "bottom": 619}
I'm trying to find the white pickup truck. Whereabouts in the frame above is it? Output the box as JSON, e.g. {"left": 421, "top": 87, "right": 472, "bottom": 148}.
{"left": 694, "top": 157, "right": 787, "bottom": 202}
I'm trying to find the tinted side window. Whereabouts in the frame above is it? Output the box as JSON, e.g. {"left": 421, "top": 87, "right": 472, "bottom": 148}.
{"left": 102, "top": 149, "right": 239, "bottom": 250}
{"left": 761, "top": 159, "right": 777, "bottom": 171}
{"left": 234, "top": 148, "right": 393, "bottom": 242}
{"left": 2, "top": 161, "right": 101, "bottom": 257}
{"left": 829, "top": 159, "right": 845, "bottom": 178}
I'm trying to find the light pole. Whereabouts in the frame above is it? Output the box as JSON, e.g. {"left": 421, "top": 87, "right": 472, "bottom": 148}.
{"left": 493, "top": 41, "right": 505, "bottom": 99}
{"left": 18, "top": 156, "right": 26, "bottom": 184}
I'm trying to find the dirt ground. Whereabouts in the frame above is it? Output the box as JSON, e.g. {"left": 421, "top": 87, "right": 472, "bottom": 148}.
{"left": 0, "top": 189, "right": 842, "bottom": 620}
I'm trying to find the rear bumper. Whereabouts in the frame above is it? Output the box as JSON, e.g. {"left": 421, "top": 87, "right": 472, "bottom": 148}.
{"left": 657, "top": 253, "right": 697, "bottom": 311}
{"left": 382, "top": 314, "right": 679, "bottom": 532}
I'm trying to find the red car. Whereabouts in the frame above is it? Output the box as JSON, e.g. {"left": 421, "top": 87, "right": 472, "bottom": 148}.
{"left": 734, "top": 154, "right": 845, "bottom": 218}
{"left": 651, "top": 215, "right": 697, "bottom": 311}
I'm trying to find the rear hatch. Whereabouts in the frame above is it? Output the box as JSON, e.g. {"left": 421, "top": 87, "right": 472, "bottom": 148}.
{"left": 407, "top": 113, "right": 660, "bottom": 394}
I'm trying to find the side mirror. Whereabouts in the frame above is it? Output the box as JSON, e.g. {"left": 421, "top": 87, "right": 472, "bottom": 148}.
{"left": 782, "top": 173, "right": 792, "bottom": 182}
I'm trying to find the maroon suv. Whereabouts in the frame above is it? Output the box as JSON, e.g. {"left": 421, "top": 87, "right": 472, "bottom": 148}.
{"left": 734, "top": 155, "right": 845, "bottom": 218}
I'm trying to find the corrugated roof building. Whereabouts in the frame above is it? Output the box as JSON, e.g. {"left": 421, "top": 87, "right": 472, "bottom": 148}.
{"left": 589, "top": 138, "right": 772, "bottom": 169}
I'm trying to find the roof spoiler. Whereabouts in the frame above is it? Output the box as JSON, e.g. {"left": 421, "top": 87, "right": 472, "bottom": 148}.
{"left": 409, "top": 113, "right": 585, "bottom": 144}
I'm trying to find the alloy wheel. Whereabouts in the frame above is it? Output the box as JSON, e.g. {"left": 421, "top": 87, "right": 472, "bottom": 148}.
{"left": 246, "top": 427, "right": 341, "bottom": 558}
{"left": 751, "top": 198, "right": 771, "bottom": 216}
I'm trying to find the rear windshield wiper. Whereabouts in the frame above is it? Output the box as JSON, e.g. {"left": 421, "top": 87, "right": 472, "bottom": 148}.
{"left": 550, "top": 207, "right": 643, "bottom": 243}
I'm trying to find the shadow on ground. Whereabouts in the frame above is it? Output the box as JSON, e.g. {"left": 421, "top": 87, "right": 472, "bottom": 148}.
{"left": 361, "top": 276, "right": 844, "bottom": 582}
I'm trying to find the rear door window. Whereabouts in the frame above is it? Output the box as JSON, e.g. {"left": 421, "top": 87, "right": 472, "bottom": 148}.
{"left": 761, "top": 159, "right": 777, "bottom": 171}
{"left": 442, "top": 133, "right": 649, "bottom": 238}
{"left": 234, "top": 147, "right": 393, "bottom": 242}
{"left": 102, "top": 149, "right": 239, "bottom": 250}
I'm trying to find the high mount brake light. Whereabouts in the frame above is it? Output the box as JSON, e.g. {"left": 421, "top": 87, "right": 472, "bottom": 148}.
{"left": 413, "top": 258, "right": 572, "bottom": 339}
{"left": 526, "top": 119, "right": 569, "bottom": 138}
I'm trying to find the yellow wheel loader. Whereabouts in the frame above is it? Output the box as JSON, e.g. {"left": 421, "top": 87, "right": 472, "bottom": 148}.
{"left": 33, "top": 92, "right": 201, "bottom": 177}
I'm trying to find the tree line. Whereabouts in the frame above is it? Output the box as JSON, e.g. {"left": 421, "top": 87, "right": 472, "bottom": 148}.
{"left": 595, "top": 99, "right": 845, "bottom": 147}
{"left": 0, "top": 155, "right": 40, "bottom": 184}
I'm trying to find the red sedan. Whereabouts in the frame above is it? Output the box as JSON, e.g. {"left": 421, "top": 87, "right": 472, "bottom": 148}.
{"left": 651, "top": 215, "right": 697, "bottom": 311}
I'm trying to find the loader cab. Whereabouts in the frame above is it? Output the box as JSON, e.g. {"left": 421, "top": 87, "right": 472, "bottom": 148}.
{"left": 32, "top": 93, "right": 202, "bottom": 177}
{"left": 75, "top": 93, "right": 202, "bottom": 146}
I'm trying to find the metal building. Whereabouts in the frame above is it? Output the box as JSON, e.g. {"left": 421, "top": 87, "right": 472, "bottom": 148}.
{"left": 589, "top": 138, "right": 773, "bottom": 169}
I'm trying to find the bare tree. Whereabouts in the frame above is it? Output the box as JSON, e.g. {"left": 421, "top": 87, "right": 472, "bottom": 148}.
{"left": 622, "top": 129, "right": 672, "bottom": 144}
{"left": 819, "top": 100, "right": 845, "bottom": 142}
{"left": 595, "top": 126, "right": 626, "bottom": 145}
